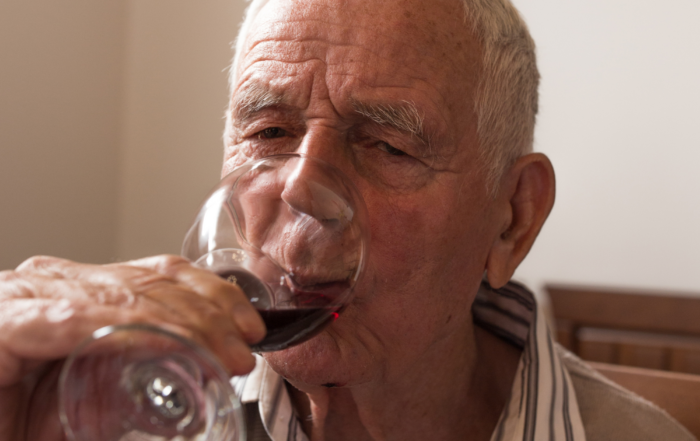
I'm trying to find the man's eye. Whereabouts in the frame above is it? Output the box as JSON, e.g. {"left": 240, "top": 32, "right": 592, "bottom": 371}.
{"left": 257, "top": 127, "right": 287, "bottom": 139}
{"left": 377, "top": 142, "right": 406, "bottom": 156}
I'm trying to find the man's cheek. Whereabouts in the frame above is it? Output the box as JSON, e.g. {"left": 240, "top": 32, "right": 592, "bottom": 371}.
{"left": 221, "top": 150, "right": 250, "bottom": 177}
{"left": 366, "top": 205, "right": 429, "bottom": 279}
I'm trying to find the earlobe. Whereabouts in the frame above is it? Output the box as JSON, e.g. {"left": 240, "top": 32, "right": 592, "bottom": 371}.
{"left": 486, "top": 153, "right": 555, "bottom": 288}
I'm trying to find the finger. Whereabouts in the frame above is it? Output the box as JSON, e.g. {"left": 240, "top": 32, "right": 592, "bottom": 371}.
{"left": 5, "top": 257, "right": 259, "bottom": 375}
{"left": 14, "top": 255, "right": 84, "bottom": 280}
{"left": 0, "top": 270, "right": 35, "bottom": 299}
{"left": 0, "top": 291, "right": 254, "bottom": 385}
{"left": 131, "top": 286, "right": 257, "bottom": 372}
{"left": 0, "top": 274, "right": 134, "bottom": 318}
{"left": 0, "top": 298, "right": 133, "bottom": 387}
{"left": 7, "top": 259, "right": 139, "bottom": 307}
{"left": 13, "top": 255, "right": 265, "bottom": 345}
{"left": 14, "top": 255, "right": 69, "bottom": 273}
{"left": 0, "top": 295, "right": 258, "bottom": 385}
{"left": 168, "top": 265, "right": 267, "bottom": 345}
{"left": 7, "top": 260, "right": 227, "bottom": 334}
{"left": 125, "top": 255, "right": 266, "bottom": 344}
{"left": 127, "top": 256, "right": 237, "bottom": 311}
{"left": 16, "top": 256, "right": 163, "bottom": 305}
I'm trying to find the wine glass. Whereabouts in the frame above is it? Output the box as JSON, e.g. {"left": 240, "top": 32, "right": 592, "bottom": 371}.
{"left": 60, "top": 324, "right": 245, "bottom": 441}
{"left": 59, "top": 154, "right": 369, "bottom": 441}
{"left": 183, "top": 154, "right": 368, "bottom": 351}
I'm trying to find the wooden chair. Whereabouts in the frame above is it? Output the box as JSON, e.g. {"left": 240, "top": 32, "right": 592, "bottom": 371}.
{"left": 547, "top": 284, "right": 700, "bottom": 374}
{"left": 592, "top": 362, "right": 700, "bottom": 439}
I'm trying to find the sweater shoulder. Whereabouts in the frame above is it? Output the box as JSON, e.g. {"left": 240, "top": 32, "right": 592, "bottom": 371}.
{"left": 559, "top": 347, "right": 697, "bottom": 441}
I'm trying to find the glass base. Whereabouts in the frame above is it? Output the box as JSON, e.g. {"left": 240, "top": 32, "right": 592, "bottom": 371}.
{"left": 59, "top": 324, "right": 244, "bottom": 441}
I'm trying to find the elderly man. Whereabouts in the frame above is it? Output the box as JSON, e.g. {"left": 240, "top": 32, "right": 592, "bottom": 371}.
{"left": 0, "top": 0, "right": 695, "bottom": 440}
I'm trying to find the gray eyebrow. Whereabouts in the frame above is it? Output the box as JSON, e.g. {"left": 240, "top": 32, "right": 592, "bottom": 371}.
{"left": 231, "top": 84, "right": 287, "bottom": 124}
{"left": 351, "top": 99, "right": 429, "bottom": 146}
{"left": 230, "top": 84, "right": 434, "bottom": 152}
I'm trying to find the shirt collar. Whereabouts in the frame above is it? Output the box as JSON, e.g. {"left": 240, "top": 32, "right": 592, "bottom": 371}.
{"left": 233, "top": 281, "right": 587, "bottom": 441}
{"left": 475, "top": 281, "right": 587, "bottom": 441}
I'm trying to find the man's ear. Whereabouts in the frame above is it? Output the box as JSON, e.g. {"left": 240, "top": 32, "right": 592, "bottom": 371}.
{"left": 486, "top": 153, "right": 555, "bottom": 288}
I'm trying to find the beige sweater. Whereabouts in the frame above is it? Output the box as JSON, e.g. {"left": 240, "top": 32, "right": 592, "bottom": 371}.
{"left": 561, "top": 349, "right": 697, "bottom": 441}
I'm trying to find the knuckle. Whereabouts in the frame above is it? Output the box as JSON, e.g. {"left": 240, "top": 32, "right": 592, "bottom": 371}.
{"left": 16, "top": 255, "right": 65, "bottom": 272}
{"left": 128, "top": 271, "right": 173, "bottom": 293}
{"left": 123, "top": 255, "right": 189, "bottom": 273}
{"left": 157, "top": 255, "right": 189, "bottom": 267}
{"left": 0, "top": 270, "right": 17, "bottom": 282}
{"left": 0, "top": 271, "right": 33, "bottom": 299}
{"left": 150, "top": 255, "right": 191, "bottom": 276}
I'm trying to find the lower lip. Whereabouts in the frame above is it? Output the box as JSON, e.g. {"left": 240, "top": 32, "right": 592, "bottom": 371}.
{"left": 250, "top": 306, "right": 341, "bottom": 352}
{"left": 289, "top": 280, "right": 351, "bottom": 306}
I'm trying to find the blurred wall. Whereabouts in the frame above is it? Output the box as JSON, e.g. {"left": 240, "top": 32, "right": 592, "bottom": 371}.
{"left": 1, "top": 1, "right": 698, "bottom": 296}
{"left": 116, "top": 0, "right": 246, "bottom": 260}
{"left": 0, "top": 0, "right": 126, "bottom": 269}
{"left": 0, "top": 1, "right": 245, "bottom": 269}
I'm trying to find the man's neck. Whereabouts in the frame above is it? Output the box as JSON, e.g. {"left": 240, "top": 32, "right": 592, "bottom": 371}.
{"left": 287, "top": 323, "right": 522, "bottom": 441}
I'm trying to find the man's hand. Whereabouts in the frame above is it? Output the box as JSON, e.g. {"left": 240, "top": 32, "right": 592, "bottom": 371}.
{"left": 0, "top": 255, "right": 265, "bottom": 440}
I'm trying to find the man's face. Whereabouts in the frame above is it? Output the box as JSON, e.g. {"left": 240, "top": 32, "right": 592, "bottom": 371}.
{"left": 224, "top": 0, "right": 504, "bottom": 386}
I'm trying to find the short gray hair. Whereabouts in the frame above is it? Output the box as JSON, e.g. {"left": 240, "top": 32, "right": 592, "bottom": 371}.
{"left": 462, "top": 0, "right": 539, "bottom": 187}
{"left": 227, "top": 0, "right": 539, "bottom": 188}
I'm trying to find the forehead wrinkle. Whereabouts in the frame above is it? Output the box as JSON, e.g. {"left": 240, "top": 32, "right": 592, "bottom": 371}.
{"left": 242, "top": 11, "right": 471, "bottom": 75}
{"left": 244, "top": 0, "right": 480, "bottom": 104}
{"left": 236, "top": 4, "right": 473, "bottom": 154}
{"left": 241, "top": 36, "right": 464, "bottom": 142}
{"left": 246, "top": 26, "right": 463, "bottom": 81}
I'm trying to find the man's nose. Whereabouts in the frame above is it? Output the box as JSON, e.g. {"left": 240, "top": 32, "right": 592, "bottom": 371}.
{"left": 280, "top": 157, "right": 354, "bottom": 223}
{"left": 281, "top": 130, "right": 354, "bottom": 222}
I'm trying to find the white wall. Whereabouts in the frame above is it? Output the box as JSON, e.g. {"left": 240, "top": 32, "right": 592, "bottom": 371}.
{"left": 2, "top": 1, "right": 698, "bottom": 297}
{"left": 512, "top": 0, "right": 700, "bottom": 295}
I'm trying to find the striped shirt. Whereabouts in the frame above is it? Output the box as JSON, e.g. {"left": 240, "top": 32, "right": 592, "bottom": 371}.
{"left": 232, "top": 281, "right": 587, "bottom": 441}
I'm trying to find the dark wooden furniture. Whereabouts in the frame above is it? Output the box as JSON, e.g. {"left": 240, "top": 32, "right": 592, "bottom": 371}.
{"left": 547, "top": 285, "right": 700, "bottom": 374}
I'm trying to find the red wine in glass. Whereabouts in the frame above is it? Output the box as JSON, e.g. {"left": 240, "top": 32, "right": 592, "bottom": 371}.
{"left": 216, "top": 268, "right": 343, "bottom": 352}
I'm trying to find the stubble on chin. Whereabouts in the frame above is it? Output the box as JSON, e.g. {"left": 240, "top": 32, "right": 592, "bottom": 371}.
{"left": 262, "top": 326, "right": 370, "bottom": 389}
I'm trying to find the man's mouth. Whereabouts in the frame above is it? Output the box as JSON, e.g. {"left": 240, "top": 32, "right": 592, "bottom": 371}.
{"left": 285, "top": 273, "right": 352, "bottom": 306}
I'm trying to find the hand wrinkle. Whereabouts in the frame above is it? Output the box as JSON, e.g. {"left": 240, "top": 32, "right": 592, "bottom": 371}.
{"left": 95, "top": 288, "right": 136, "bottom": 308}
{"left": 0, "top": 277, "right": 33, "bottom": 300}
{"left": 45, "top": 299, "right": 74, "bottom": 323}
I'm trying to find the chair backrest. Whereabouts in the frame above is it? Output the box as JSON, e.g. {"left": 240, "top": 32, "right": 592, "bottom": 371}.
{"left": 547, "top": 284, "right": 700, "bottom": 374}
{"left": 591, "top": 362, "right": 700, "bottom": 439}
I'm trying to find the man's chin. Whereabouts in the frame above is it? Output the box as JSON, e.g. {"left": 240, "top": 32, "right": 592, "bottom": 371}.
{"left": 261, "top": 331, "right": 366, "bottom": 388}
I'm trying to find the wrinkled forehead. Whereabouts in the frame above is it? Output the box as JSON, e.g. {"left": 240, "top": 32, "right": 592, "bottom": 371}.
{"left": 235, "top": 0, "right": 481, "bottom": 101}
{"left": 247, "top": 0, "right": 468, "bottom": 45}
